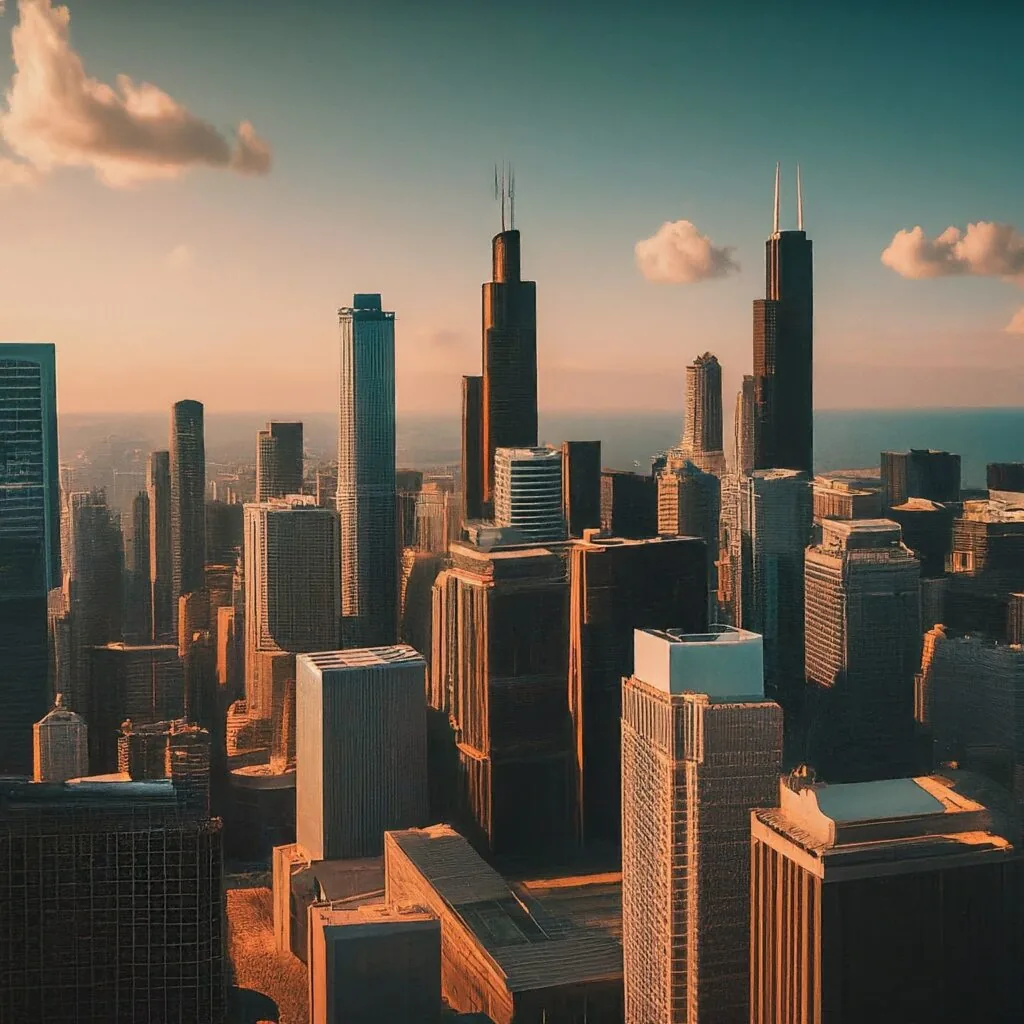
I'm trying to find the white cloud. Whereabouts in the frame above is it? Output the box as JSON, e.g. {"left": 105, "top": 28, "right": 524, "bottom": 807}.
{"left": 882, "top": 222, "right": 1024, "bottom": 284}
{"left": 0, "top": 154, "right": 37, "bottom": 186}
{"left": 1006, "top": 307, "right": 1024, "bottom": 335}
{"left": 635, "top": 219, "right": 739, "bottom": 284}
{"left": 166, "top": 244, "right": 193, "bottom": 270}
{"left": 0, "top": 0, "right": 272, "bottom": 188}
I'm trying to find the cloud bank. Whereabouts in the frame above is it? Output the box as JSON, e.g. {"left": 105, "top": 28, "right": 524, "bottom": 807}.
{"left": 882, "top": 221, "right": 1024, "bottom": 334}
{"left": 0, "top": 0, "right": 271, "bottom": 187}
{"left": 635, "top": 220, "right": 739, "bottom": 284}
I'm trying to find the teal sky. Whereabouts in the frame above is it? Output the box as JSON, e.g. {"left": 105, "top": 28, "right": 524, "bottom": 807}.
{"left": 2, "top": 0, "right": 1023, "bottom": 416}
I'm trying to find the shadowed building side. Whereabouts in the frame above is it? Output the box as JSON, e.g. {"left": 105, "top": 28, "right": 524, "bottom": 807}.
{"left": 170, "top": 400, "right": 207, "bottom": 633}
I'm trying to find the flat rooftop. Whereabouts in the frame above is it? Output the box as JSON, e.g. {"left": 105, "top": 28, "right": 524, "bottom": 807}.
{"left": 298, "top": 646, "right": 424, "bottom": 671}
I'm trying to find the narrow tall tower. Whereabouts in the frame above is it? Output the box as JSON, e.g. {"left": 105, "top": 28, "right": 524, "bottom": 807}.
{"left": 169, "top": 400, "right": 206, "bottom": 624}
{"left": 148, "top": 449, "right": 173, "bottom": 641}
{"left": 337, "top": 293, "right": 398, "bottom": 647}
{"left": 680, "top": 352, "right": 725, "bottom": 474}
{"left": 753, "top": 166, "right": 814, "bottom": 475}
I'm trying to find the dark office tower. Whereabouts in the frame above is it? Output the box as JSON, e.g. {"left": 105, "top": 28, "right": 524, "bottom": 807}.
{"left": 679, "top": 352, "right": 725, "bottom": 475}
{"left": 887, "top": 497, "right": 954, "bottom": 578}
{"left": 147, "top": 449, "right": 173, "bottom": 641}
{"left": 622, "top": 627, "right": 783, "bottom": 1024}
{"left": 256, "top": 420, "right": 304, "bottom": 502}
{"left": 568, "top": 535, "right": 707, "bottom": 848}
{"left": 0, "top": 777, "right": 225, "bottom": 1024}
{"left": 462, "top": 375, "right": 484, "bottom": 521}
{"left": 481, "top": 229, "right": 538, "bottom": 507}
{"left": 123, "top": 490, "right": 151, "bottom": 643}
{"left": 741, "top": 469, "right": 812, "bottom": 720}
{"left": 396, "top": 468, "right": 423, "bottom": 551}
{"left": 881, "top": 448, "right": 961, "bottom": 509}
{"left": 733, "top": 374, "right": 755, "bottom": 475}
{"left": 205, "top": 498, "right": 243, "bottom": 565}
{"left": 989, "top": 462, "right": 1024, "bottom": 494}
{"left": 753, "top": 165, "right": 813, "bottom": 474}
{"left": 805, "top": 520, "right": 921, "bottom": 782}
{"left": 337, "top": 294, "right": 398, "bottom": 647}
{"left": 170, "top": 400, "right": 206, "bottom": 631}
{"left": 600, "top": 469, "right": 657, "bottom": 539}
{"left": 65, "top": 490, "right": 124, "bottom": 714}
{"left": 0, "top": 343, "right": 60, "bottom": 776}
{"left": 751, "top": 772, "right": 1024, "bottom": 1024}
{"left": 561, "top": 440, "right": 602, "bottom": 538}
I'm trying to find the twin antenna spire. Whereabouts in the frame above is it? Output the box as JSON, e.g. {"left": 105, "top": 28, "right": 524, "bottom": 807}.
{"left": 772, "top": 161, "right": 805, "bottom": 235}
{"left": 494, "top": 162, "right": 515, "bottom": 232}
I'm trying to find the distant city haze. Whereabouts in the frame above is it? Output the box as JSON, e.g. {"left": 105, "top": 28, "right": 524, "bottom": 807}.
{"left": 59, "top": 408, "right": 1024, "bottom": 489}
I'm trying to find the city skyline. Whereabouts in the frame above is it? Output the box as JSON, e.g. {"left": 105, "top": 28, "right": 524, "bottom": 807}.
{"left": 1, "top": 1, "right": 1023, "bottom": 416}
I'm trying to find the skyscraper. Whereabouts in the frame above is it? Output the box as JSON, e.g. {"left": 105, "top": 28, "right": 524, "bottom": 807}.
{"left": 295, "top": 646, "right": 428, "bottom": 860}
{"left": 881, "top": 448, "right": 961, "bottom": 509}
{"left": 244, "top": 497, "right": 341, "bottom": 719}
{"left": 477, "top": 226, "right": 538, "bottom": 509}
{"left": 753, "top": 165, "right": 813, "bottom": 475}
{"left": 679, "top": 351, "right": 725, "bottom": 475}
{"left": 170, "top": 400, "right": 206, "bottom": 624}
{"left": 733, "top": 374, "right": 755, "bottom": 475}
{"left": 123, "top": 489, "right": 152, "bottom": 643}
{"left": 337, "top": 293, "right": 398, "bottom": 648}
{"left": 0, "top": 342, "right": 60, "bottom": 775}
{"left": 561, "top": 440, "right": 602, "bottom": 538}
{"left": 461, "top": 374, "right": 484, "bottom": 521}
{"left": 493, "top": 445, "right": 566, "bottom": 542}
{"left": 256, "top": 421, "right": 304, "bottom": 502}
{"left": 621, "top": 626, "right": 783, "bottom": 1024}
{"left": 805, "top": 519, "right": 921, "bottom": 782}
{"left": 147, "top": 449, "right": 173, "bottom": 641}
{"left": 750, "top": 772, "right": 1024, "bottom": 1024}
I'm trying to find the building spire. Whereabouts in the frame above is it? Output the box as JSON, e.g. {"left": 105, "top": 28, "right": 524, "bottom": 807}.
{"left": 796, "top": 164, "right": 804, "bottom": 232}
{"left": 773, "top": 162, "right": 780, "bottom": 236}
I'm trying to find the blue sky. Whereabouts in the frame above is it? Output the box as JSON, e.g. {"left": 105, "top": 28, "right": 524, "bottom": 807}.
{"left": 1, "top": 0, "right": 1023, "bottom": 415}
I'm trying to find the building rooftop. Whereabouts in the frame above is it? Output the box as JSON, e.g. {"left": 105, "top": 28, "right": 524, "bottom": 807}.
{"left": 495, "top": 446, "right": 560, "bottom": 462}
{"left": 961, "top": 500, "right": 1024, "bottom": 523}
{"left": 632, "top": 624, "right": 766, "bottom": 700}
{"left": 891, "top": 498, "right": 948, "bottom": 512}
{"left": 36, "top": 694, "right": 85, "bottom": 726}
{"left": 299, "top": 646, "right": 424, "bottom": 672}
{"left": 751, "top": 468, "right": 807, "bottom": 482}
{"left": 385, "top": 826, "right": 622, "bottom": 993}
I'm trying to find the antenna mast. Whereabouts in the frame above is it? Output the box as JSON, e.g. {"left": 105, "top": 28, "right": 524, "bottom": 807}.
{"left": 796, "top": 164, "right": 804, "bottom": 232}
{"left": 773, "top": 162, "right": 780, "bottom": 236}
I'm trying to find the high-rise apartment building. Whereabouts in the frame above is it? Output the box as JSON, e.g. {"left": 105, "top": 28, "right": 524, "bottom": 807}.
{"left": 679, "top": 351, "right": 726, "bottom": 475}
{"left": 569, "top": 535, "right": 707, "bottom": 846}
{"left": 493, "top": 446, "right": 567, "bottom": 543}
{"left": 0, "top": 342, "right": 60, "bottom": 775}
{"left": 33, "top": 693, "right": 88, "bottom": 782}
{"left": 753, "top": 166, "right": 813, "bottom": 475}
{"left": 881, "top": 448, "right": 961, "bottom": 509}
{"left": 805, "top": 519, "right": 921, "bottom": 782}
{"left": 621, "top": 626, "right": 783, "bottom": 1024}
{"left": 243, "top": 497, "right": 341, "bottom": 719}
{"left": 170, "top": 400, "right": 206, "bottom": 624}
{"left": 295, "top": 646, "right": 428, "bottom": 860}
{"left": 256, "top": 421, "right": 304, "bottom": 502}
{"left": 741, "top": 469, "right": 812, "bottom": 717}
{"left": 561, "top": 440, "right": 602, "bottom": 538}
{"left": 147, "top": 449, "right": 173, "bottom": 641}
{"left": 751, "top": 772, "right": 1024, "bottom": 1024}
{"left": 337, "top": 293, "right": 398, "bottom": 648}
{"left": 733, "top": 374, "right": 755, "bottom": 475}
{"left": 0, "top": 776, "right": 225, "bottom": 1023}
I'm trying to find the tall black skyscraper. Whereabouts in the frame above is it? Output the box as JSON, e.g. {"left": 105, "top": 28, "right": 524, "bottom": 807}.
{"left": 148, "top": 450, "right": 173, "bottom": 642}
{"left": 0, "top": 343, "right": 60, "bottom": 775}
{"left": 753, "top": 164, "right": 813, "bottom": 475}
{"left": 170, "top": 401, "right": 206, "bottom": 628}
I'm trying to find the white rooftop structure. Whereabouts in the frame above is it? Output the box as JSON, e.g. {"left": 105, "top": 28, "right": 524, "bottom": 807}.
{"left": 299, "top": 645, "right": 424, "bottom": 672}
{"left": 632, "top": 625, "right": 765, "bottom": 701}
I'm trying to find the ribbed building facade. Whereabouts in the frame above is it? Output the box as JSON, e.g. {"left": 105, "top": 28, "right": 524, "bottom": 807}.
{"left": 680, "top": 352, "right": 725, "bottom": 475}
{"left": 805, "top": 519, "right": 921, "bottom": 782}
{"left": 33, "top": 694, "right": 88, "bottom": 782}
{"left": 243, "top": 498, "right": 341, "bottom": 719}
{"left": 622, "top": 626, "right": 783, "bottom": 1024}
{"left": 493, "top": 445, "right": 566, "bottom": 542}
{"left": 568, "top": 535, "right": 707, "bottom": 847}
{"left": 256, "top": 421, "right": 304, "bottom": 502}
{"left": 337, "top": 294, "right": 398, "bottom": 648}
{"left": 295, "top": 646, "right": 428, "bottom": 860}
{"left": 148, "top": 449, "right": 174, "bottom": 641}
{"left": 751, "top": 772, "right": 1024, "bottom": 1024}
{"left": 170, "top": 400, "right": 207, "bottom": 626}
{"left": 741, "top": 469, "right": 812, "bottom": 719}
{"left": 0, "top": 342, "right": 60, "bottom": 775}
{"left": 733, "top": 374, "right": 755, "bottom": 475}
